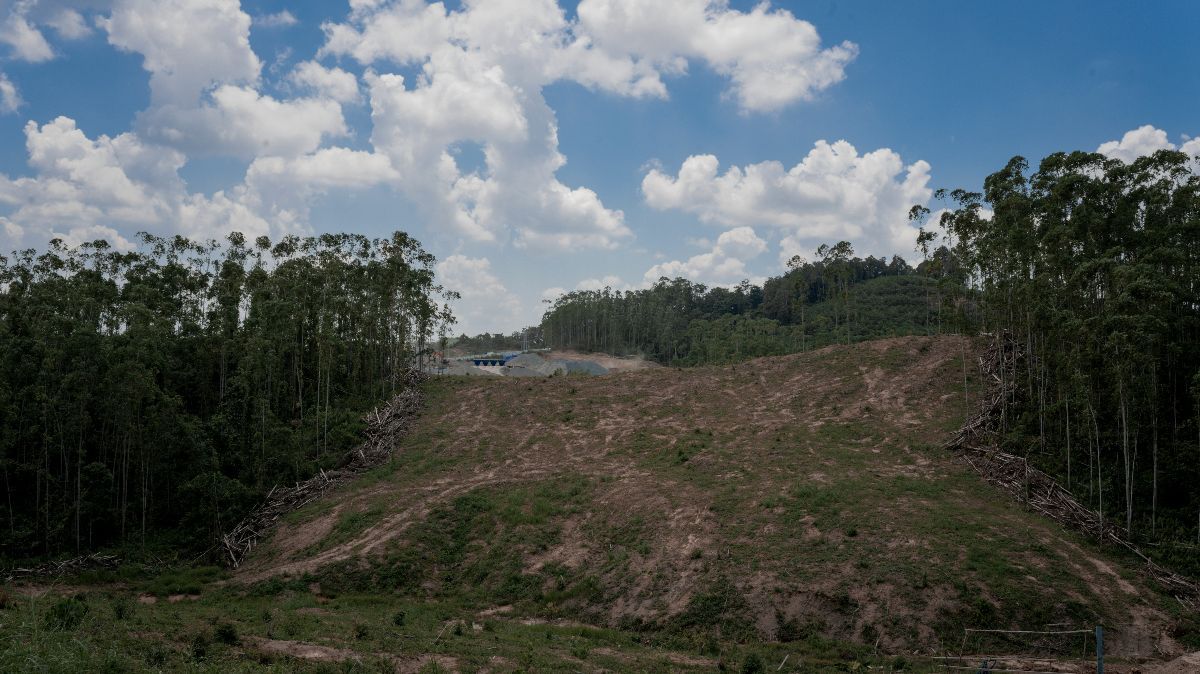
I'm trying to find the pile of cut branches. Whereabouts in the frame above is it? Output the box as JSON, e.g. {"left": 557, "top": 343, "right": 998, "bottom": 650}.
{"left": 3, "top": 553, "right": 120, "bottom": 582}
{"left": 947, "top": 334, "right": 1199, "bottom": 611}
{"left": 220, "top": 370, "right": 427, "bottom": 569}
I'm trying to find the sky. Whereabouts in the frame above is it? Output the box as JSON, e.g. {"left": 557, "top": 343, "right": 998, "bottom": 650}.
{"left": 0, "top": 0, "right": 1197, "bottom": 335}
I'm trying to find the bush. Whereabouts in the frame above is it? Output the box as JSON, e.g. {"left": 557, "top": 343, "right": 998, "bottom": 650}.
{"left": 190, "top": 632, "right": 210, "bottom": 660}
{"left": 44, "top": 596, "right": 89, "bottom": 631}
{"left": 391, "top": 610, "right": 406, "bottom": 627}
{"left": 111, "top": 595, "right": 132, "bottom": 620}
{"left": 741, "top": 653, "right": 764, "bottom": 674}
{"left": 214, "top": 621, "right": 239, "bottom": 645}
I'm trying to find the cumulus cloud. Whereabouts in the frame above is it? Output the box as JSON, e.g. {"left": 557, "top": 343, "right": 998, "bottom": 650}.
{"left": 46, "top": 9, "right": 92, "bottom": 40}
{"left": 135, "top": 84, "right": 348, "bottom": 158}
{"left": 99, "top": 1, "right": 349, "bottom": 158}
{"left": 102, "top": 0, "right": 261, "bottom": 107}
{"left": 254, "top": 10, "right": 297, "bottom": 28}
{"left": 0, "top": 116, "right": 281, "bottom": 248}
{"left": 644, "top": 226, "right": 767, "bottom": 287}
{"left": 1, "top": 8, "right": 54, "bottom": 62}
{"left": 0, "top": 115, "right": 400, "bottom": 251}
{"left": 289, "top": 60, "right": 360, "bottom": 103}
{"left": 576, "top": 0, "right": 858, "bottom": 112}
{"left": 643, "top": 140, "right": 933, "bottom": 262}
{"left": 1097, "top": 124, "right": 1200, "bottom": 163}
{"left": 435, "top": 254, "right": 523, "bottom": 335}
{"left": 319, "top": 0, "right": 850, "bottom": 250}
{"left": 0, "top": 72, "right": 21, "bottom": 113}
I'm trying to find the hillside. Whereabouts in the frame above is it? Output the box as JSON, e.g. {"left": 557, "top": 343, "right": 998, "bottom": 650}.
{"left": 4, "top": 336, "right": 1194, "bottom": 672}
{"left": 234, "top": 336, "right": 1190, "bottom": 667}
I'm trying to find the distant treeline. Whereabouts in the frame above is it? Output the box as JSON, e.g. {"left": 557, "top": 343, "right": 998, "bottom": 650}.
{"left": 539, "top": 248, "right": 956, "bottom": 365}
{"left": 933, "top": 149, "right": 1200, "bottom": 571}
{"left": 0, "top": 232, "right": 453, "bottom": 559}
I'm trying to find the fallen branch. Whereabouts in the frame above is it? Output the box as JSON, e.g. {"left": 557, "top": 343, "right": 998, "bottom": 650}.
{"left": 220, "top": 369, "right": 427, "bottom": 569}
{"left": 3, "top": 552, "right": 120, "bottom": 582}
{"left": 947, "top": 334, "right": 1199, "bottom": 611}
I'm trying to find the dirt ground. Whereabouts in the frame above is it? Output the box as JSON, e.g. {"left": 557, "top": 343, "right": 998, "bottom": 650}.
{"left": 239, "top": 336, "right": 1190, "bottom": 662}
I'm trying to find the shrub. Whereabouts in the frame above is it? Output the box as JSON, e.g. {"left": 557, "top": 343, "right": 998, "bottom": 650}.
{"left": 214, "top": 621, "right": 239, "bottom": 645}
{"left": 190, "top": 632, "right": 210, "bottom": 660}
{"left": 43, "top": 596, "right": 89, "bottom": 631}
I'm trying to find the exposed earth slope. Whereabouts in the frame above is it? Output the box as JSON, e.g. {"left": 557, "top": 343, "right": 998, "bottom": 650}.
{"left": 240, "top": 336, "right": 1190, "bottom": 663}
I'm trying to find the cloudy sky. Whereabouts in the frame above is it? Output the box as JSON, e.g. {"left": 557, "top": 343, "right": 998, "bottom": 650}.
{"left": 0, "top": 1, "right": 1197, "bottom": 334}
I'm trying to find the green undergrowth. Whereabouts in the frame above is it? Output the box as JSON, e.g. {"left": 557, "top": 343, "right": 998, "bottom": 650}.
{"left": 0, "top": 573, "right": 936, "bottom": 673}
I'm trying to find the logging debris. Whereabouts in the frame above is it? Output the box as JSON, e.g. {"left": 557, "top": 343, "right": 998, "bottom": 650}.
{"left": 947, "top": 334, "right": 1199, "bottom": 611}
{"left": 220, "top": 369, "right": 427, "bottom": 569}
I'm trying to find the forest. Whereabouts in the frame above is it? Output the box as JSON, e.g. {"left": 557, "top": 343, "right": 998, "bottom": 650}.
{"left": 930, "top": 148, "right": 1200, "bottom": 573}
{"left": 538, "top": 248, "right": 952, "bottom": 365}
{"left": 0, "top": 232, "right": 454, "bottom": 560}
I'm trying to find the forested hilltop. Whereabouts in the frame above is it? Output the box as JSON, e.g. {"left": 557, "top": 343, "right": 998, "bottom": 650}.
{"left": 0, "top": 232, "right": 454, "bottom": 559}
{"left": 538, "top": 250, "right": 956, "bottom": 365}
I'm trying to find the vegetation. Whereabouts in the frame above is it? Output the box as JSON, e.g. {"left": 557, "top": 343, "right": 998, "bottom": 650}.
{"left": 930, "top": 148, "right": 1200, "bottom": 569}
{"left": 540, "top": 251, "right": 949, "bottom": 364}
{"left": 0, "top": 231, "right": 454, "bottom": 560}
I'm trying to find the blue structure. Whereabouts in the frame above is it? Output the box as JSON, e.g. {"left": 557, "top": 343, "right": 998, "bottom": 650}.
{"left": 470, "top": 352, "right": 520, "bottom": 367}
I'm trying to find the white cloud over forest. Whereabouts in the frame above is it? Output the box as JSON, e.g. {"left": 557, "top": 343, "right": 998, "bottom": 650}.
{"left": 643, "top": 140, "right": 933, "bottom": 263}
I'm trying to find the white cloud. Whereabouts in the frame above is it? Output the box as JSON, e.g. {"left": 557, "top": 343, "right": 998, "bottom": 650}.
{"left": 101, "top": 0, "right": 353, "bottom": 160}
{"left": 1097, "top": 124, "right": 1200, "bottom": 163}
{"left": 319, "top": 0, "right": 849, "bottom": 250}
{"left": 644, "top": 226, "right": 767, "bottom": 287}
{"left": 0, "top": 115, "right": 314, "bottom": 251}
{"left": 254, "top": 10, "right": 297, "bottom": 28}
{"left": 643, "top": 140, "right": 933, "bottom": 261}
{"left": 46, "top": 9, "right": 92, "bottom": 40}
{"left": 0, "top": 72, "right": 21, "bottom": 113}
{"left": 1097, "top": 125, "right": 1173, "bottom": 163}
{"left": 1, "top": 9, "right": 54, "bottom": 62}
{"left": 289, "top": 60, "right": 360, "bottom": 103}
{"left": 436, "top": 254, "right": 524, "bottom": 334}
{"left": 102, "top": 0, "right": 261, "bottom": 107}
{"left": 575, "top": 274, "right": 630, "bottom": 291}
{"left": 577, "top": 0, "right": 858, "bottom": 113}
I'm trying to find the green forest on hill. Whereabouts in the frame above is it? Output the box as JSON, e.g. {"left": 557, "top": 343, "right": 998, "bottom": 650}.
{"left": 528, "top": 247, "right": 957, "bottom": 365}
{"left": 0, "top": 232, "right": 454, "bottom": 560}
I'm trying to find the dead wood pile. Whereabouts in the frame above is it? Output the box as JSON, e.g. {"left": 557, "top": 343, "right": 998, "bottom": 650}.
{"left": 947, "top": 334, "right": 1199, "bottom": 611}
{"left": 220, "top": 369, "right": 427, "bottom": 569}
{"left": 4, "top": 553, "right": 120, "bottom": 582}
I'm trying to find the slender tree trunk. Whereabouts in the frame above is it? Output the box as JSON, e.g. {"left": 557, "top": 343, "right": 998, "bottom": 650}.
{"left": 1066, "top": 396, "right": 1071, "bottom": 493}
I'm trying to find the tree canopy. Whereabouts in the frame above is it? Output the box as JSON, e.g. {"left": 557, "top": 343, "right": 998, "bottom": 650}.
{"left": 0, "top": 231, "right": 454, "bottom": 559}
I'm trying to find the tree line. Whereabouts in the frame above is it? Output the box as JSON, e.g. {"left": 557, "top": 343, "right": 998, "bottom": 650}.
{"left": 932, "top": 148, "right": 1200, "bottom": 571}
{"left": 0, "top": 231, "right": 454, "bottom": 560}
{"left": 539, "top": 251, "right": 949, "bottom": 365}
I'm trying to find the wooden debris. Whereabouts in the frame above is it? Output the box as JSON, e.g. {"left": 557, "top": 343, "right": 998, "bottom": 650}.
{"left": 4, "top": 552, "right": 120, "bottom": 582}
{"left": 220, "top": 369, "right": 427, "bottom": 569}
{"left": 947, "top": 334, "right": 1199, "bottom": 611}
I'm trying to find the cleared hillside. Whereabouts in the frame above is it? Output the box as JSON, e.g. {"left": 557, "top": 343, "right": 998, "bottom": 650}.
{"left": 235, "top": 336, "right": 1191, "bottom": 666}
{"left": 5, "top": 336, "right": 1194, "bottom": 672}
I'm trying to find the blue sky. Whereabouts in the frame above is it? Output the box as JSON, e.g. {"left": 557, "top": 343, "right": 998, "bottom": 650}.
{"left": 0, "top": 0, "right": 1196, "bottom": 334}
